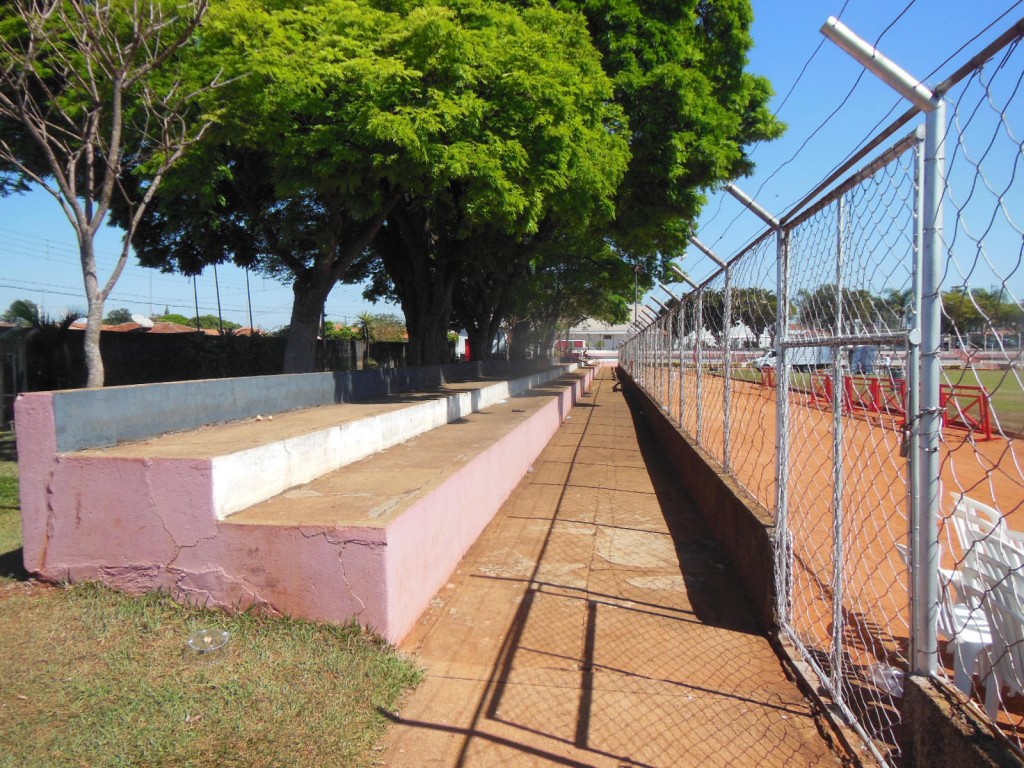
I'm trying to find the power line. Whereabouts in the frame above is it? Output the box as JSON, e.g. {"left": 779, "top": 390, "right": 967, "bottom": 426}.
{"left": 702, "top": 2, "right": 1022, "bottom": 254}
{"left": 778, "top": 1, "right": 1024, "bottom": 218}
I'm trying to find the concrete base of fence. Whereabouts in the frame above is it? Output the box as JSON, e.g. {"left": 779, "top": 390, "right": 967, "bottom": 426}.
{"left": 902, "top": 675, "right": 1024, "bottom": 768}
{"left": 616, "top": 368, "right": 777, "bottom": 631}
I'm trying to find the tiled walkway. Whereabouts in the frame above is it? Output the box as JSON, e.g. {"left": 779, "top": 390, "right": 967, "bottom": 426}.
{"left": 381, "top": 369, "right": 843, "bottom": 767}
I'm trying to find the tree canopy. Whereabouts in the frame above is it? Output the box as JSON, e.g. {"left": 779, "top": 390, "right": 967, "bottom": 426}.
{"left": 108, "top": 0, "right": 783, "bottom": 368}
{"left": 104, "top": 308, "right": 135, "bottom": 325}
{"left": 121, "top": 0, "right": 631, "bottom": 368}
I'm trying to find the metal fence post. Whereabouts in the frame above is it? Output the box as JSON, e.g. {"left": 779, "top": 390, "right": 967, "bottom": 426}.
{"left": 831, "top": 196, "right": 847, "bottom": 704}
{"left": 907, "top": 126, "right": 926, "bottom": 667}
{"left": 915, "top": 99, "right": 945, "bottom": 676}
{"left": 725, "top": 183, "right": 788, "bottom": 625}
{"left": 695, "top": 288, "right": 705, "bottom": 445}
{"left": 820, "top": 14, "right": 944, "bottom": 678}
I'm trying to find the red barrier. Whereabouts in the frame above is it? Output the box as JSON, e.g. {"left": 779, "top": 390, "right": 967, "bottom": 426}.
{"left": 940, "top": 384, "right": 993, "bottom": 441}
{"left": 809, "top": 373, "right": 834, "bottom": 407}
{"left": 844, "top": 375, "right": 880, "bottom": 414}
{"left": 876, "top": 377, "right": 908, "bottom": 417}
{"left": 774, "top": 370, "right": 989, "bottom": 440}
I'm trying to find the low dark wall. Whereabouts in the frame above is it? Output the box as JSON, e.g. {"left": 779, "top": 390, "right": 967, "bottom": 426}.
{"left": 902, "top": 676, "right": 1023, "bottom": 768}
{"left": 4, "top": 332, "right": 413, "bottom": 393}
{"left": 618, "top": 366, "right": 1024, "bottom": 768}
{"left": 617, "top": 368, "right": 777, "bottom": 630}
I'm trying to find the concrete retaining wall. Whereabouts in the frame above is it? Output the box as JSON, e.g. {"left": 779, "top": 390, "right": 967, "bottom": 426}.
{"left": 902, "top": 676, "right": 1023, "bottom": 767}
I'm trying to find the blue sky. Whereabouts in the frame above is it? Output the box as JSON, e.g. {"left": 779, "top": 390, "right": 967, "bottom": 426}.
{"left": 680, "top": 0, "right": 1024, "bottom": 299}
{"left": 1, "top": 0, "right": 1021, "bottom": 329}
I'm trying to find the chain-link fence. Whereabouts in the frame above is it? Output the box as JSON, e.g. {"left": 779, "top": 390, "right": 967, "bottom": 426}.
{"left": 620, "top": 20, "right": 1024, "bottom": 767}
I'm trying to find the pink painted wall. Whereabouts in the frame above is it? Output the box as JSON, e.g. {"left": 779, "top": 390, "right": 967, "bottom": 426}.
{"left": 14, "top": 368, "right": 593, "bottom": 643}
{"left": 384, "top": 369, "right": 592, "bottom": 641}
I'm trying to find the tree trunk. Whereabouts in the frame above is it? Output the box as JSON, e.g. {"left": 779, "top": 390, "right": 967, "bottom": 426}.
{"left": 281, "top": 198, "right": 398, "bottom": 374}
{"left": 283, "top": 279, "right": 332, "bottom": 373}
{"left": 403, "top": 279, "right": 455, "bottom": 366}
{"left": 466, "top": 326, "right": 491, "bottom": 362}
{"left": 80, "top": 238, "right": 106, "bottom": 388}
{"left": 377, "top": 203, "right": 458, "bottom": 368}
{"left": 82, "top": 301, "right": 106, "bottom": 388}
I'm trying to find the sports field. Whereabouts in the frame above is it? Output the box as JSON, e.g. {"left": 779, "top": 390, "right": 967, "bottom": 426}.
{"left": 638, "top": 361, "right": 1024, "bottom": 728}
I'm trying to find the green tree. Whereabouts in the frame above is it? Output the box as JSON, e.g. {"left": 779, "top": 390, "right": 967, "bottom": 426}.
{"left": 797, "top": 284, "right": 880, "bottom": 334}
{"left": 3, "top": 299, "right": 83, "bottom": 389}
{"left": 556, "top": 0, "right": 784, "bottom": 260}
{"left": 2, "top": 298, "right": 38, "bottom": 324}
{"left": 367, "top": 313, "right": 407, "bottom": 343}
{"left": 357, "top": 0, "right": 630, "bottom": 365}
{"left": 114, "top": 0, "right": 403, "bottom": 373}
{"left": 152, "top": 313, "right": 195, "bottom": 327}
{"left": 122, "top": 0, "right": 623, "bottom": 369}
{"left": 732, "top": 287, "right": 777, "bottom": 343}
{"left": 104, "top": 308, "right": 134, "bottom": 325}
{"left": 0, "top": 0, "right": 217, "bottom": 387}
{"left": 381, "top": 0, "right": 783, "bottom": 363}
{"left": 941, "top": 286, "right": 1023, "bottom": 341}
{"left": 192, "top": 315, "right": 241, "bottom": 331}
{"left": 323, "top": 320, "right": 358, "bottom": 341}
{"left": 504, "top": 235, "right": 631, "bottom": 359}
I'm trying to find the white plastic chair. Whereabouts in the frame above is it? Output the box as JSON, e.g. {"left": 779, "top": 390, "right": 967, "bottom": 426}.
{"left": 950, "top": 493, "right": 1005, "bottom": 554}
{"left": 949, "top": 493, "right": 1024, "bottom": 571}
{"left": 895, "top": 541, "right": 992, "bottom": 695}
{"left": 967, "top": 546, "right": 1024, "bottom": 719}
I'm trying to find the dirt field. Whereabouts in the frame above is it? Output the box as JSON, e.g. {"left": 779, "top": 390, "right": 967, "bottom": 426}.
{"left": 635, "top": 362, "right": 1024, "bottom": 737}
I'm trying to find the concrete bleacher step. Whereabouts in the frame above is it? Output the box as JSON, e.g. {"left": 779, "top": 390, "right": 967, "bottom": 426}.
{"left": 73, "top": 366, "right": 576, "bottom": 519}
{"left": 17, "top": 364, "right": 595, "bottom": 642}
{"left": 219, "top": 374, "right": 590, "bottom": 638}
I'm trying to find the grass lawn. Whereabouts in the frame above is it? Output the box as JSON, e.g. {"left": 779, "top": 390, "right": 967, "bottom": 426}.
{"left": 0, "top": 432, "right": 422, "bottom": 768}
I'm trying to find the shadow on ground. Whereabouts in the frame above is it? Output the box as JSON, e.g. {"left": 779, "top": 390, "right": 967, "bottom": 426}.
{"left": 383, "top": 371, "right": 843, "bottom": 767}
{"left": 0, "top": 548, "right": 27, "bottom": 580}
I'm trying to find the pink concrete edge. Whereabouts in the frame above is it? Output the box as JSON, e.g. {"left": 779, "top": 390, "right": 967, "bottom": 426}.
{"left": 381, "top": 368, "right": 592, "bottom": 643}
{"left": 14, "top": 393, "right": 58, "bottom": 574}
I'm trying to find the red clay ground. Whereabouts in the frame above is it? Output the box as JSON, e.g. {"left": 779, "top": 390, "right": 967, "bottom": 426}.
{"left": 642, "top": 363, "right": 1024, "bottom": 741}
{"left": 381, "top": 370, "right": 845, "bottom": 767}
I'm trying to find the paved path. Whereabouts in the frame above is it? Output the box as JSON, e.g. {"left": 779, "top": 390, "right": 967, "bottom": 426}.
{"left": 381, "top": 369, "right": 843, "bottom": 767}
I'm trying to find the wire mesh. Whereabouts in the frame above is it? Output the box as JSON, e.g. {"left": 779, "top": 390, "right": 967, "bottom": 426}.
{"left": 931, "top": 36, "right": 1024, "bottom": 749}
{"left": 780, "top": 137, "right": 919, "bottom": 766}
{"left": 724, "top": 237, "right": 780, "bottom": 514}
{"left": 616, "top": 23, "right": 1024, "bottom": 766}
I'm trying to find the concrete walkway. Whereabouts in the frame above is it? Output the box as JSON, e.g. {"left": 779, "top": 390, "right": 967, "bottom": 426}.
{"left": 381, "top": 369, "right": 844, "bottom": 767}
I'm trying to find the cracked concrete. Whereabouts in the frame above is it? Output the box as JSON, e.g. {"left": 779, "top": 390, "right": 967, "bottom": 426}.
{"left": 16, "top": 364, "right": 593, "bottom": 642}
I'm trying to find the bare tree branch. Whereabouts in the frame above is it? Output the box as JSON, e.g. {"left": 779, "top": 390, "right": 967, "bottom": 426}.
{"left": 0, "top": 0, "right": 216, "bottom": 386}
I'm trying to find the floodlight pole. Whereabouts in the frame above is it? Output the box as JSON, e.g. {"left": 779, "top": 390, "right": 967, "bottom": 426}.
{"left": 822, "top": 14, "right": 944, "bottom": 679}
